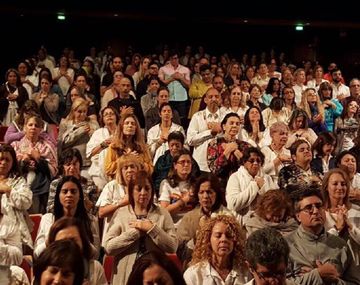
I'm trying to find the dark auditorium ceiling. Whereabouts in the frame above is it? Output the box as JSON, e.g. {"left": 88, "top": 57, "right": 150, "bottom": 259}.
{"left": 2, "top": 1, "right": 360, "bottom": 29}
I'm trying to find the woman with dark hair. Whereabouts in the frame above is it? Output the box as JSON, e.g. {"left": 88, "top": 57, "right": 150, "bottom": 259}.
{"left": 47, "top": 217, "right": 107, "bottom": 285}
{"left": 159, "top": 149, "right": 196, "bottom": 227}
{"left": 262, "top": 97, "right": 290, "bottom": 128}
{"left": 286, "top": 109, "right": 318, "bottom": 148}
{"left": 336, "top": 151, "right": 360, "bottom": 204}
{"left": 127, "top": 250, "right": 186, "bottom": 285}
{"left": 147, "top": 103, "right": 185, "bottom": 165}
{"left": 207, "top": 113, "right": 250, "bottom": 185}
{"left": 0, "top": 68, "right": 29, "bottom": 126}
{"left": 244, "top": 190, "right": 298, "bottom": 236}
{"left": 46, "top": 148, "right": 98, "bottom": 214}
{"left": 177, "top": 174, "right": 239, "bottom": 265}
{"left": 226, "top": 147, "right": 276, "bottom": 216}
{"left": 282, "top": 86, "right": 297, "bottom": 113}
{"left": 0, "top": 143, "right": 33, "bottom": 249}
{"left": 220, "top": 85, "right": 248, "bottom": 123}
{"left": 18, "top": 60, "right": 36, "bottom": 98}
{"left": 104, "top": 171, "right": 177, "bottom": 285}
{"left": 318, "top": 81, "right": 343, "bottom": 132}
{"left": 52, "top": 55, "right": 74, "bottom": 97}
{"left": 4, "top": 99, "right": 55, "bottom": 146}
{"left": 34, "top": 176, "right": 100, "bottom": 258}
{"left": 241, "top": 106, "right": 266, "bottom": 147}
{"left": 33, "top": 239, "right": 84, "bottom": 285}
{"left": 262, "top": 77, "right": 281, "bottom": 106}
{"left": 105, "top": 113, "right": 153, "bottom": 178}
{"left": 311, "top": 132, "right": 337, "bottom": 175}
{"left": 86, "top": 106, "right": 119, "bottom": 189}
{"left": 335, "top": 100, "right": 360, "bottom": 152}
{"left": 247, "top": 83, "right": 267, "bottom": 111}
{"left": 184, "top": 215, "right": 247, "bottom": 284}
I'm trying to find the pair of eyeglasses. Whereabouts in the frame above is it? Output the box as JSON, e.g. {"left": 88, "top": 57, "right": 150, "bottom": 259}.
{"left": 299, "top": 202, "right": 323, "bottom": 214}
{"left": 253, "top": 268, "right": 287, "bottom": 280}
{"left": 247, "top": 158, "right": 262, "bottom": 164}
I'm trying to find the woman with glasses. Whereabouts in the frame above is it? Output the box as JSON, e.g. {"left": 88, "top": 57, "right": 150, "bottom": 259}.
{"left": 282, "top": 86, "right": 297, "bottom": 113}
{"left": 184, "top": 215, "right": 247, "bottom": 284}
{"left": 159, "top": 149, "right": 195, "bottom": 227}
{"left": 103, "top": 171, "right": 177, "bottom": 285}
{"left": 86, "top": 106, "right": 119, "bottom": 189}
{"left": 226, "top": 147, "right": 276, "bottom": 216}
{"left": 34, "top": 176, "right": 100, "bottom": 259}
{"left": 321, "top": 168, "right": 360, "bottom": 265}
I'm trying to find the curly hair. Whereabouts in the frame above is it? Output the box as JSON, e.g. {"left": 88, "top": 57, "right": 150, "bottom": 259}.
{"left": 190, "top": 215, "right": 246, "bottom": 270}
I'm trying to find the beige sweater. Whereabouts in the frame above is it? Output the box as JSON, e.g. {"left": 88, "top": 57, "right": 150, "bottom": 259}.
{"left": 103, "top": 205, "right": 178, "bottom": 285}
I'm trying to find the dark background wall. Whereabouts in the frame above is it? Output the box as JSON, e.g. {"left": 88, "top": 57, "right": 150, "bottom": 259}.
{"left": 1, "top": 1, "right": 360, "bottom": 81}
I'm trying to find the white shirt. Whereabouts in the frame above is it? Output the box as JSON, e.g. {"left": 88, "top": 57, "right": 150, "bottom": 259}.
{"left": 226, "top": 166, "right": 277, "bottom": 216}
{"left": 147, "top": 123, "right": 185, "bottom": 165}
{"left": 331, "top": 82, "right": 350, "bottom": 99}
{"left": 184, "top": 261, "right": 246, "bottom": 285}
{"left": 187, "top": 108, "right": 222, "bottom": 172}
{"left": 261, "top": 145, "right": 290, "bottom": 185}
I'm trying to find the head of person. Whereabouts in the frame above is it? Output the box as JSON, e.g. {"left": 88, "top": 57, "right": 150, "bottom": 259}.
{"left": 159, "top": 103, "right": 173, "bottom": 122}
{"left": 331, "top": 68, "right": 343, "bottom": 84}
{"left": 200, "top": 64, "right": 212, "bottom": 84}
{"left": 54, "top": 176, "right": 86, "bottom": 220}
{"left": 318, "top": 81, "right": 333, "bottom": 101}
{"left": 100, "top": 106, "right": 120, "bottom": 127}
{"left": 270, "top": 122, "right": 289, "bottom": 147}
{"left": 157, "top": 86, "right": 170, "bottom": 106}
{"left": 342, "top": 100, "right": 359, "bottom": 119}
{"left": 68, "top": 98, "right": 89, "bottom": 123}
{"left": 23, "top": 115, "right": 44, "bottom": 142}
{"left": 127, "top": 251, "right": 186, "bottom": 285}
{"left": 322, "top": 168, "right": 350, "bottom": 209}
{"left": 169, "top": 50, "right": 180, "bottom": 67}
{"left": 0, "top": 143, "right": 20, "bottom": 178}
{"left": 282, "top": 86, "right": 295, "bottom": 105}
{"left": 59, "top": 148, "right": 82, "bottom": 178}
{"left": 249, "top": 84, "right": 263, "bottom": 101}
{"left": 74, "top": 73, "right": 88, "bottom": 92}
{"left": 117, "top": 113, "right": 142, "bottom": 140}
{"left": 241, "top": 147, "right": 265, "bottom": 177}
{"left": 147, "top": 76, "right": 161, "bottom": 94}
{"left": 212, "top": 75, "right": 224, "bottom": 93}
{"left": 193, "top": 174, "right": 224, "bottom": 213}
{"left": 269, "top": 97, "right": 285, "bottom": 112}
{"left": 33, "top": 239, "right": 84, "bottom": 285}
{"left": 349, "top": 78, "right": 360, "bottom": 97}
{"left": 148, "top": 61, "right": 160, "bottom": 76}
{"left": 265, "top": 77, "right": 281, "bottom": 95}
{"left": 112, "top": 56, "right": 123, "bottom": 71}
{"left": 255, "top": 190, "right": 293, "bottom": 223}
{"left": 335, "top": 150, "right": 357, "bottom": 179}
{"left": 128, "top": 171, "right": 155, "bottom": 211}
{"left": 243, "top": 106, "right": 265, "bottom": 134}
{"left": 221, "top": 113, "right": 241, "bottom": 138}
{"left": 288, "top": 109, "right": 309, "bottom": 131}
{"left": 229, "top": 86, "right": 244, "bottom": 108}
{"left": 204, "top": 87, "right": 221, "bottom": 112}
{"left": 294, "top": 187, "right": 325, "bottom": 235}
{"left": 293, "top": 68, "right": 306, "bottom": 84}
{"left": 69, "top": 86, "right": 85, "bottom": 104}
{"left": 190, "top": 215, "right": 246, "bottom": 269}
{"left": 289, "top": 139, "right": 312, "bottom": 167}
{"left": 240, "top": 79, "right": 251, "bottom": 93}
{"left": 245, "top": 228, "right": 289, "bottom": 285}
{"left": 116, "top": 154, "right": 141, "bottom": 186}
{"left": 112, "top": 70, "right": 124, "bottom": 85}
{"left": 5, "top": 68, "right": 21, "bottom": 86}
{"left": 18, "top": 60, "right": 31, "bottom": 76}
{"left": 168, "top": 149, "right": 192, "bottom": 184}
{"left": 167, "top": 131, "right": 185, "bottom": 157}
{"left": 312, "top": 132, "right": 336, "bottom": 158}
{"left": 48, "top": 217, "right": 92, "bottom": 260}
{"left": 16, "top": 99, "right": 40, "bottom": 127}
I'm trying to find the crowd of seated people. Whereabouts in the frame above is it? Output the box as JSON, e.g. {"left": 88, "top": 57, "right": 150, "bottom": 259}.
{"left": 2, "top": 44, "right": 360, "bottom": 285}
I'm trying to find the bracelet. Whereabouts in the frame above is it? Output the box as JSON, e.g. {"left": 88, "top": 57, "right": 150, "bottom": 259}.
{"left": 100, "top": 142, "right": 108, "bottom": 149}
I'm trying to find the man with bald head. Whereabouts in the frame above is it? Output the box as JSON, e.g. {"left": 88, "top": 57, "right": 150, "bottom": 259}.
{"left": 108, "top": 77, "right": 145, "bottom": 127}
{"left": 187, "top": 87, "right": 222, "bottom": 172}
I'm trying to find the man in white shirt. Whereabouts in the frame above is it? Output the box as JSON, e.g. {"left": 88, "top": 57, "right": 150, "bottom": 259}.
{"left": 331, "top": 68, "right": 350, "bottom": 100}
{"left": 187, "top": 87, "right": 222, "bottom": 172}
